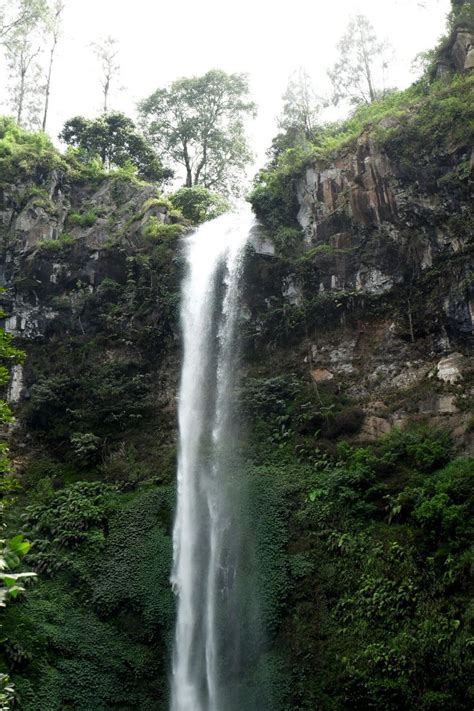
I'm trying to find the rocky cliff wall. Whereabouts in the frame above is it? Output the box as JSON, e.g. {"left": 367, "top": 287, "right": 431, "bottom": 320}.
{"left": 246, "top": 75, "right": 473, "bottom": 451}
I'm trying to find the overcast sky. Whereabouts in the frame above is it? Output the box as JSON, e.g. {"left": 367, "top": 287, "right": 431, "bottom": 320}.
{"left": 1, "top": 0, "right": 451, "bottom": 169}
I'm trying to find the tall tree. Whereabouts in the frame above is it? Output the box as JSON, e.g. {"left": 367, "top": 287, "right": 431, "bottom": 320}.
{"left": 93, "top": 35, "right": 120, "bottom": 114}
{"left": 4, "top": 0, "right": 47, "bottom": 127}
{"left": 41, "top": 0, "right": 65, "bottom": 132}
{"left": 328, "top": 14, "right": 391, "bottom": 105}
{"left": 278, "top": 68, "right": 322, "bottom": 143}
{"left": 139, "top": 69, "right": 256, "bottom": 194}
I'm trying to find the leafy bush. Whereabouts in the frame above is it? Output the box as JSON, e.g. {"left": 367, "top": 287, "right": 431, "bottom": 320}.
{"left": 142, "top": 218, "right": 184, "bottom": 242}
{"left": 0, "top": 117, "right": 64, "bottom": 187}
{"left": 170, "top": 186, "right": 229, "bottom": 224}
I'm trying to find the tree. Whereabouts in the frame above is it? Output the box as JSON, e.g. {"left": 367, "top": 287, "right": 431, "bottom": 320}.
{"left": 449, "top": 0, "right": 474, "bottom": 27}
{"left": 139, "top": 69, "right": 256, "bottom": 194}
{"left": 93, "top": 35, "right": 120, "bottom": 114}
{"left": 4, "top": 1, "right": 48, "bottom": 128}
{"left": 41, "top": 0, "right": 65, "bottom": 132}
{"left": 0, "top": 0, "right": 44, "bottom": 42}
{"left": 59, "top": 112, "right": 172, "bottom": 183}
{"left": 328, "top": 15, "right": 391, "bottom": 105}
{"left": 278, "top": 68, "right": 322, "bottom": 143}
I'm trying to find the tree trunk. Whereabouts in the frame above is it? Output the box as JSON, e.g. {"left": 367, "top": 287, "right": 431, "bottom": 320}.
{"left": 103, "top": 74, "right": 110, "bottom": 114}
{"left": 42, "top": 4, "right": 63, "bottom": 132}
{"left": 17, "top": 68, "right": 26, "bottom": 126}
{"left": 42, "top": 34, "right": 57, "bottom": 132}
{"left": 183, "top": 141, "right": 192, "bottom": 186}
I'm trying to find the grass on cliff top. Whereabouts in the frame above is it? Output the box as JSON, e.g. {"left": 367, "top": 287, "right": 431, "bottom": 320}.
{"left": 310, "top": 71, "right": 473, "bottom": 162}
{"left": 250, "top": 71, "right": 474, "bottom": 233}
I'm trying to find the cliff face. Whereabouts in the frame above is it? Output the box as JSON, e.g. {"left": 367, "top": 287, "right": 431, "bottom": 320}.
{"left": 1, "top": 71, "right": 473, "bottom": 711}
{"left": 246, "top": 74, "right": 473, "bottom": 451}
{"left": 1, "top": 170, "right": 181, "bottom": 405}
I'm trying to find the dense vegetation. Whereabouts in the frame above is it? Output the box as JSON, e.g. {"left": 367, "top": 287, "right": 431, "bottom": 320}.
{"left": 0, "top": 2, "right": 472, "bottom": 709}
{"left": 250, "top": 71, "right": 474, "bottom": 243}
{"left": 240, "top": 374, "right": 474, "bottom": 710}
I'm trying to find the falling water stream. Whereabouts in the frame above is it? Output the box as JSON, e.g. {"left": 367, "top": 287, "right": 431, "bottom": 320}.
{"left": 171, "top": 204, "right": 257, "bottom": 711}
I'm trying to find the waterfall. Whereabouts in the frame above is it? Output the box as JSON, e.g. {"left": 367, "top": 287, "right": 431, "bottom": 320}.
{"left": 171, "top": 204, "right": 257, "bottom": 711}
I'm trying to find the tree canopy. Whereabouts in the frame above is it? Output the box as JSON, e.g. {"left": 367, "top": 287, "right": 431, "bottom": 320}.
{"left": 59, "top": 112, "right": 172, "bottom": 183}
{"left": 139, "top": 69, "right": 256, "bottom": 195}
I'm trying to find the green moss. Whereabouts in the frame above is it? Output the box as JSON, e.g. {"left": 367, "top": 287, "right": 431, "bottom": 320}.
{"left": 36, "top": 233, "right": 75, "bottom": 253}
{"left": 67, "top": 209, "right": 97, "bottom": 227}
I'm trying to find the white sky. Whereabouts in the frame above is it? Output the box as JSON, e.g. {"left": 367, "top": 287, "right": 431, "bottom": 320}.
{"left": 0, "top": 0, "right": 451, "bottom": 171}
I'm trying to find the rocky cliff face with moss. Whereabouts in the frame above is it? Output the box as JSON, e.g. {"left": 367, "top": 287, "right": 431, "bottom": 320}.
{"left": 0, "top": 66, "right": 473, "bottom": 710}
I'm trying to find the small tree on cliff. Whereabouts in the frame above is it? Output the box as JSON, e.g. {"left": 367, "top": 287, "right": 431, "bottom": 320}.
{"left": 139, "top": 69, "right": 256, "bottom": 194}
{"left": 328, "top": 14, "right": 391, "bottom": 105}
{"left": 59, "top": 112, "right": 172, "bottom": 182}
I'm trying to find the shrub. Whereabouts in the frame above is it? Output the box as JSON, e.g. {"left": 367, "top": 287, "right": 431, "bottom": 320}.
{"left": 67, "top": 209, "right": 97, "bottom": 227}
{"left": 170, "top": 186, "right": 229, "bottom": 224}
{"left": 142, "top": 218, "right": 184, "bottom": 241}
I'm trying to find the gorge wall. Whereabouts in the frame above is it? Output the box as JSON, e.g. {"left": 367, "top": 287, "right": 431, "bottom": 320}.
{"left": 0, "top": 66, "right": 473, "bottom": 710}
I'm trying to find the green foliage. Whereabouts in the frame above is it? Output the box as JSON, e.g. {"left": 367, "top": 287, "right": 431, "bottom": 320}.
{"left": 59, "top": 112, "right": 172, "bottom": 184}
{"left": 449, "top": 0, "right": 474, "bottom": 29}
{"left": 139, "top": 69, "right": 256, "bottom": 194}
{"left": 67, "top": 208, "right": 97, "bottom": 227}
{"left": 7, "top": 486, "right": 174, "bottom": 710}
{"left": 170, "top": 186, "right": 229, "bottom": 224}
{"left": 25, "top": 358, "right": 153, "bottom": 445}
{"left": 379, "top": 73, "right": 474, "bottom": 177}
{"left": 250, "top": 146, "right": 306, "bottom": 233}
{"left": 36, "top": 232, "right": 74, "bottom": 252}
{"left": 245, "top": 422, "right": 473, "bottom": 711}
{"left": 0, "top": 116, "right": 64, "bottom": 186}
{"left": 142, "top": 218, "right": 184, "bottom": 242}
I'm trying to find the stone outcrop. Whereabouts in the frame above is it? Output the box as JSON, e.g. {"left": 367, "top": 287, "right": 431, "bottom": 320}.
{"left": 0, "top": 174, "right": 174, "bottom": 340}
{"left": 294, "top": 122, "right": 473, "bottom": 336}
{"left": 451, "top": 26, "right": 474, "bottom": 72}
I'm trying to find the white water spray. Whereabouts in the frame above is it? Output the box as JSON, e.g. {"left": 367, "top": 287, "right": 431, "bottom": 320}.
{"left": 171, "top": 205, "right": 255, "bottom": 711}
